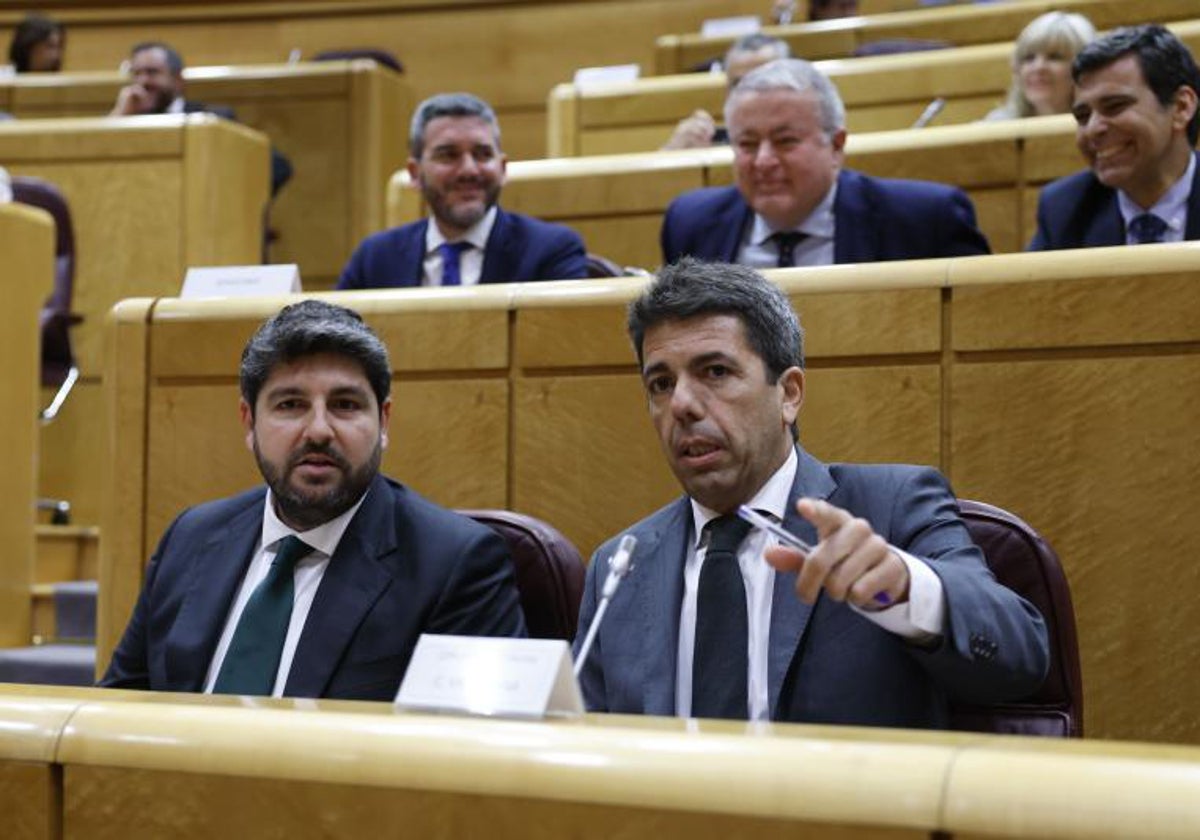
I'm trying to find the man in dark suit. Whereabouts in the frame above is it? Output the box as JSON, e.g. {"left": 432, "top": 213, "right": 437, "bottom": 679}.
{"left": 109, "top": 41, "right": 292, "bottom": 196}
{"left": 574, "top": 259, "right": 1048, "bottom": 727}
{"left": 1029, "top": 25, "right": 1200, "bottom": 250}
{"left": 101, "top": 300, "right": 526, "bottom": 699}
{"left": 661, "top": 59, "right": 990, "bottom": 267}
{"left": 338, "top": 93, "right": 588, "bottom": 289}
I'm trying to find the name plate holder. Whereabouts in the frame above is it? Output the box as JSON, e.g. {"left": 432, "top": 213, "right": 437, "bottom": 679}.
{"left": 181, "top": 263, "right": 301, "bottom": 298}
{"left": 395, "top": 634, "right": 584, "bottom": 719}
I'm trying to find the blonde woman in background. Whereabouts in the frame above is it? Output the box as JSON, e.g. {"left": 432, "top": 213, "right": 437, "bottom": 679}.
{"left": 984, "top": 12, "right": 1097, "bottom": 121}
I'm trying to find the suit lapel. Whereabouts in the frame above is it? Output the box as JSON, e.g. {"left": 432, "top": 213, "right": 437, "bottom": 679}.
{"left": 767, "top": 448, "right": 836, "bottom": 716}
{"left": 164, "top": 497, "right": 263, "bottom": 691}
{"left": 718, "top": 193, "right": 752, "bottom": 262}
{"left": 284, "top": 477, "right": 396, "bottom": 697}
{"left": 401, "top": 220, "right": 429, "bottom": 288}
{"left": 638, "top": 499, "right": 691, "bottom": 716}
{"left": 479, "top": 208, "right": 513, "bottom": 284}
{"left": 1082, "top": 188, "right": 1125, "bottom": 246}
{"left": 832, "top": 170, "right": 878, "bottom": 264}
{"left": 1185, "top": 152, "right": 1200, "bottom": 240}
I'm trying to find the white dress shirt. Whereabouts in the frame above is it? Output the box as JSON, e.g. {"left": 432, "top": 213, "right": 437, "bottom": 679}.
{"left": 736, "top": 181, "right": 838, "bottom": 268}
{"left": 1117, "top": 153, "right": 1194, "bottom": 244}
{"left": 420, "top": 204, "right": 498, "bottom": 286}
{"left": 675, "top": 448, "right": 947, "bottom": 720}
{"left": 202, "top": 488, "right": 369, "bottom": 696}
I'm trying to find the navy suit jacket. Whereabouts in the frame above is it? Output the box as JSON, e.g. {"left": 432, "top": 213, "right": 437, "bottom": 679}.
{"left": 337, "top": 207, "right": 588, "bottom": 289}
{"left": 101, "top": 474, "right": 527, "bottom": 700}
{"left": 574, "top": 448, "right": 1049, "bottom": 729}
{"left": 661, "top": 169, "right": 990, "bottom": 265}
{"left": 1028, "top": 152, "right": 1200, "bottom": 250}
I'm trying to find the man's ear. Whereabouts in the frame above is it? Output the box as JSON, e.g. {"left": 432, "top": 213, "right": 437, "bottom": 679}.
{"left": 406, "top": 158, "right": 422, "bottom": 187}
{"left": 1173, "top": 85, "right": 1199, "bottom": 133}
{"left": 379, "top": 397, "right": 392, "bottom": 450}
{"left": 239, "top": 398, "right": 255, "bottom": 452}
{"left": 780, "top": 366, "right": 805, "bottom": 425}
{"left": 830, "top": 128, "right": 848, "bottom": 159}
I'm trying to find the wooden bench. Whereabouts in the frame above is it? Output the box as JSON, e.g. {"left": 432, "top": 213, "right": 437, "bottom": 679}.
{"left": 1, "top": 0, "right": 768, "bottom": 160}
{"left": 392, "top": 114, "right": 1080, "bottom": 268}
{"left": 0, "top": 202, "right": 53, "bottom": 647}
{"left": 0, "top": 114, "right": 269, "bottom": 527}
{"left": 98, "top": 244, "right": 1200, "bottom": 744}
{"left": 0, "top": 60, "right": 411, "bottom": 289}
{"left": 551, "top": 19, "right": 1200, "bottom": 156}
{"left": 655, "top": 0, "right": 1200, "bottom": 73}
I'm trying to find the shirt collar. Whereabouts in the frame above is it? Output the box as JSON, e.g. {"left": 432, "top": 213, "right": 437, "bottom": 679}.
{"left": 424, "top": 204, "right": 498, "bottom": 254}
{"left": 261, "top": 484, "right": 371, "bottom": 558}
{"left": 689, "top": 446, "right": 798, "bottom": 548}
{"left": 1117, "top": 153, "right": 1195, "bottom": 235}
{"left": 165, "top": 96, "right": 185, "bottom": 114}
{"left": 749, "top": 180, "right": 838, "bottom": 246}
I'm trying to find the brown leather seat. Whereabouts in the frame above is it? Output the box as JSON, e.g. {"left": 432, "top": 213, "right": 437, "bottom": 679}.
{"left": 459, "top": 510, "right": 586, "bottom": 642}
{"left": 951, "top": 499, "right": 1083, "bottom": 737}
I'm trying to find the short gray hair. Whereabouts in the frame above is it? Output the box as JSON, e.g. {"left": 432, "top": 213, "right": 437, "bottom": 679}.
{"left": 724, "top": 33, "right": 791, "bottom": 67}
{"left": 409, "top": 92, "right": 501, "bottom": 159}
{"left": 724, "top": 58, "right": 846, "bottom": 139}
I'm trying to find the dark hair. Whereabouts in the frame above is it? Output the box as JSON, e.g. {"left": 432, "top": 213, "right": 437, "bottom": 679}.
{"left": 627, "top": 258, "right": 804, "bottom": 382}
{"left": 240, "top": 300, "right": 391, "bottom": 414}
{"left": 8, "top": 14, "right": 64, "bottom": 72}
{"left": 1074, "top": 24, "right": 1200, "bottom": 145}
{"left": 409, "top": 92, "right": 500, "bottom": 159}
{"left": 130, "top": 41, "right": 185, "bottom": 76}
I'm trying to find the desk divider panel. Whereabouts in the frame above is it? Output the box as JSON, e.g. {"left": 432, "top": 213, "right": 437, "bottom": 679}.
{"left": 0, "top": 204, "right": 53, "bottom": 647}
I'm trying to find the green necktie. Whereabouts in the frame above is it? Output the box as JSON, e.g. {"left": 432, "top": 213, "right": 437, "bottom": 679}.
{"left": 212, "top": 535, "right": 313, "bottom": 696}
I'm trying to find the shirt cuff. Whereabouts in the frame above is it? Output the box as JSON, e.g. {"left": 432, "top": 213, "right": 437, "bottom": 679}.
{"left": 850, "top": 547, "right": 945, "bottom": 643}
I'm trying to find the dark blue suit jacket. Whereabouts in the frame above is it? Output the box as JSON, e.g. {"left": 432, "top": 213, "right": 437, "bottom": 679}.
{"left": 1028, "top": 152, "right": 1200, "bottom": 250}
{"left": 661, "top": 169, "right": 990, "bottom": 264}
{"left": 100, "top": 474, "right": 527, "bottom": 700}
{"left": 337, "top": 207, "right": 589, "bottom": 289}
{"left": 574, "top": 448, "right": 1049, "bottom": 729}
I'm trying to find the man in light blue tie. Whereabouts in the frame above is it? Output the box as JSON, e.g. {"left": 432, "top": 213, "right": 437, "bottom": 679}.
{"left": 1029, "top": 25, "right": 1200, "bottom": 250}
{"left": 338, "top": 93, "right": 589, "bottom": 289}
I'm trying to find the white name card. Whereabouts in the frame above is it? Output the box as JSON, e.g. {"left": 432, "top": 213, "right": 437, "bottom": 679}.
{"left": 573, "top": 63, "right": 640, "bottom": 90}
{"left": 700, "top": 15, "right": 761, "bottom": 38}
{"left": 395, "top": 634, "right": 584, "bottom": 719}
{"left": 181, "top": 263, "right": 301, "bottom": 299}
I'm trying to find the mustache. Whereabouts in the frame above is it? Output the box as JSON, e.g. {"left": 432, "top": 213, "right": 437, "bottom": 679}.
{"left": 286, "top": 443, "right": 351, "bottom": 473}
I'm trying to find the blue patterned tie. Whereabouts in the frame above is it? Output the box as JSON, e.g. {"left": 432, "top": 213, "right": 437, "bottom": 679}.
{"left": 1128, "top": 213, "right": 1168, "bottom": 244}
{"left": 438, "top": 241, "right": 472, "bottom": 286}
{"left": 692, "top": 514, "right": 753, "bottom": 720}
{"left": 212, "top": 535, "right": 313, "bottom": 696}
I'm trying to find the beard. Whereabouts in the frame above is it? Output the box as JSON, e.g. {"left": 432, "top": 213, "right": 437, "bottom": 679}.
{"left": 423, "top": 177, "right": 501, "bottom": 232}
{"left": 254, "top": 437, "right": 382, "bottom": 531}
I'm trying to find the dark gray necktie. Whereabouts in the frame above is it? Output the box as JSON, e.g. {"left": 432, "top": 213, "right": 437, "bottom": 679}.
{"left": 692, "top": 514, "right": 753, "bottom": 720}
{"left": 1128, "top": 213, "right": 1168, "bottom": 244}
{"left": 212, "top": 535, "right": 313, "bottom": 696}
{"left": 772, "top": 231, "right": 807, "bottom": 267}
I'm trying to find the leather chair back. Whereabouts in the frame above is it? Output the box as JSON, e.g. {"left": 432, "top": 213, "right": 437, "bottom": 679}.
{"left": 11, "top": 175, "right": 77, "bottom": 386}
{"left": 952, "top": 499, "right": 1084, "bottom": 737}
{"left": 459, "top": 510, "right": 586, "bottom": 642}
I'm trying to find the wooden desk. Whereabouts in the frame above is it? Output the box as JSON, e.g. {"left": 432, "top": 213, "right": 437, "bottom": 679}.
{"left": 99, "top": 245, "right": 1200, "bottom": 744}
{"left": 0, "top": 203, "right": 52, "bottom": 647}
{"left": 655, "top": 0, "right": 1200, "bottom": 74}
{"left": 0, "top": 60, "right": 411, "bottom": 289}
{"left": 552, "top": 19, "right": 1200, "bottom": 156}
{"left": 0, "top": 684, "right": 1199, "bottom": 838}
{"left": 394, "top": 114, "right": 1079, "bottom": 268}
{"left": 0, "top": 114, "right": 269, "bottom": 526}
{"left": 0, "top": 0, "right": 767, "bottom": 161}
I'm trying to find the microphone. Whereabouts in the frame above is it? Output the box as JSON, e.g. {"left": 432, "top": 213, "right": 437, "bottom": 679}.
{"left": 912, "top": 97, "right": 946, "bottom": 129}
{"left": 572, "top": 533, "right": 637, "bottom": 678}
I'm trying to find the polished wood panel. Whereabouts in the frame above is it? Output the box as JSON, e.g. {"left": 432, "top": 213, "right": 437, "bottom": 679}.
{"left": 35, "top": 526, "right": 100, "bottom": 584}
{"left": 0, "top": 204, "right": 52, "bottom": 647}
{"left": 1, "top": 0, "right": 766, "bottom": 161}
{"left": 99, "top": 245, "right": 1200, "bottom": 743}
{"left": 655, "top": 0, "right": 1200, "bottom": 74}
{"left": 1, "top": 61, "right": 412, "bottom": 288}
